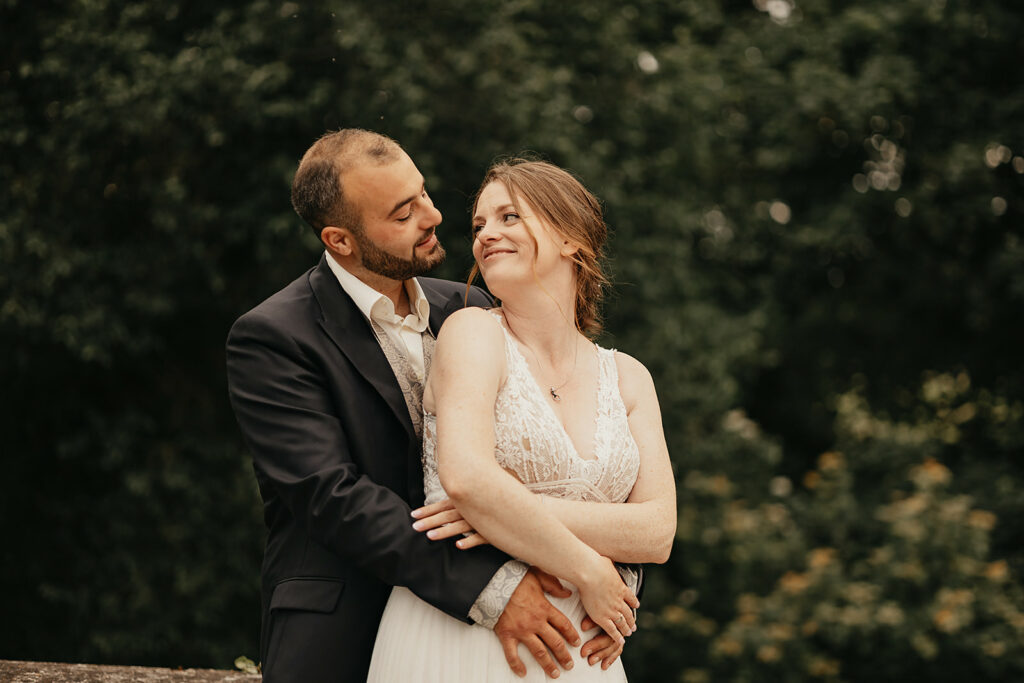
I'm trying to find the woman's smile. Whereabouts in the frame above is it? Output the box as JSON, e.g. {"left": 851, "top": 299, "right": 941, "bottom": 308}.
{"left": 481, "top": 247, "right": 517, "bottom": 261}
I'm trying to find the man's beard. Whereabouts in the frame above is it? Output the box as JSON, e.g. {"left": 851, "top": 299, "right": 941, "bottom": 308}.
{"left": 353, "top": 229, "right": 446, "bottom": 280}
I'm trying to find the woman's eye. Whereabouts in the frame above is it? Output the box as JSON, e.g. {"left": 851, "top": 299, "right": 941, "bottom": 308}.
{"left": 471, "top": 224, "right": 484, "bottom": 234}
{"left": 503, "top": 213, "right": 520, "bottom": 222}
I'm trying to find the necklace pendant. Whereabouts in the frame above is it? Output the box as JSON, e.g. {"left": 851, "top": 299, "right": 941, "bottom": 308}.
{"left": 550, "top": 388, "right": 561, "bottom": 402}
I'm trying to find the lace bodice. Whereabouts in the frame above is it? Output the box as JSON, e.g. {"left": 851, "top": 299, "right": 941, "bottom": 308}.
{"left": 422, "top": 312, "right": 640, "bottom": 506}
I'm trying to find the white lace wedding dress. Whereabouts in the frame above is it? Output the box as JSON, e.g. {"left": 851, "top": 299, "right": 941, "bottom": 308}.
{"left": 367, "top": 313, "right": 640, "bottom": 681}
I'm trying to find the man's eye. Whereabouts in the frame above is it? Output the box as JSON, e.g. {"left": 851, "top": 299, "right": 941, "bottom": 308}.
{"left": 398, "top": 210, "right": 414, "bottom": 222}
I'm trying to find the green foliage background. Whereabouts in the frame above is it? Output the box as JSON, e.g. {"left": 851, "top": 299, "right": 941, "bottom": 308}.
{"left": 2, "top": 0, "right": 1022, "bottom": 679}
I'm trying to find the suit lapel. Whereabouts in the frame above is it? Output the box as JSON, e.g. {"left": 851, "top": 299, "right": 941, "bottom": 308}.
{"left": 309, "top": 260, "right": 468, "bottom": 504}
{"left": 308, "top": 256, "right": 415, "bottom": 444}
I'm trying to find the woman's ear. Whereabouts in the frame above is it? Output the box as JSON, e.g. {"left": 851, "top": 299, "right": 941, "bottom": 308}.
{"left": 560, "top": 239, "right": 580, "bottom": 257}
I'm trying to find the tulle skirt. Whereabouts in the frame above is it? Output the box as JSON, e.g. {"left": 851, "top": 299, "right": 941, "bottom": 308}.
{"left": 367, "top": 586, "right": 627, "bottom": 682}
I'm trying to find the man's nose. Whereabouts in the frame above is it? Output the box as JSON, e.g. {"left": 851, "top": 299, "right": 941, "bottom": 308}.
{"left": 422, "top": 204, "right": 442, "bottom": 228}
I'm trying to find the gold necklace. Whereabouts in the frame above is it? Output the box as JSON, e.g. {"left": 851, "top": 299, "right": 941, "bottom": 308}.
{"left": 502, "top": 311, "right": 579, "bottom": 402}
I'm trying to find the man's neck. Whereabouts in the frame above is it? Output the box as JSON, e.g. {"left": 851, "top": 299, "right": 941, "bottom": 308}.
{"left": 329, "top": 252, "right": 411, "bottom": 317}
{"left": 379, "top": 278, "right": 411, "bottom": 318}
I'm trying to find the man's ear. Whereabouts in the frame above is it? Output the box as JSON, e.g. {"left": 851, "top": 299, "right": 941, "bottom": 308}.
{"left": 322, "top": 226, "right": 356, "bottom": 256}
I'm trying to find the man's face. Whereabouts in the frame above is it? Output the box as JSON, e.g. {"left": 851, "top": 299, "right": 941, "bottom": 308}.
{"left": 343, "top": 151, "right": 446, "bottom": 280}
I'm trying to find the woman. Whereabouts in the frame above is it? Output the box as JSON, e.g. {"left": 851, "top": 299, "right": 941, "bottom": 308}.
{"left": 368, "top": 159, "right": 676, "bottom": 681}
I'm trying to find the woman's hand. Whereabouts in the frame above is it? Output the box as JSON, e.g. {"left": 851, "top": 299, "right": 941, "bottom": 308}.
{"left": 574, "top": 554, "right": 639, "bottom": 643}
{"left": 580, "top": 616, "right": 626, "bottom": 670}
{"left": 411, "top": 498, "right": 490, "bottom": 549}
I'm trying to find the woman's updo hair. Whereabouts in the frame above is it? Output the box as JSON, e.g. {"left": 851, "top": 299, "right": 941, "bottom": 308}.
{"left": 469, "top": 158, "right": 610, "bottom": 338}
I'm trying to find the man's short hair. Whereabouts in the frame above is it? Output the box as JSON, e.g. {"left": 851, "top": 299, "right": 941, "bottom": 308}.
{"left": 291, "top": 129, "right": 404, "bottom": 240}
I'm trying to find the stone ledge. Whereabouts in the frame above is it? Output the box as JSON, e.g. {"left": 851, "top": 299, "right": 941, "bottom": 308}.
{"left": 0, "top": 660, "right": 261, "bottom": 682}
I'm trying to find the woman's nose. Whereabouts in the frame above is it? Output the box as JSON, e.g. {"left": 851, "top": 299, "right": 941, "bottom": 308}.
{"left": 476, "top": 222, "right": 499, "bottom": 241}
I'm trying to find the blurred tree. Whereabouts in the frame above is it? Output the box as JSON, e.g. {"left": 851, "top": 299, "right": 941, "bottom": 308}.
{"left": 1, "top": 0, "right": 1021, "bottom": 679}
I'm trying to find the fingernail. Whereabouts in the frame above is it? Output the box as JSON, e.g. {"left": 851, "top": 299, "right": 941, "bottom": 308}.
{"left": 426, "top": 529, "right": 438, "bottom": 539}
{"left": 410, "top": 508, "right": 423, "bottom": 518}
{"left": 551, "top": 670, "right": 559, "bottom": 679}
{"left": 412, "top": 521, "right": 425, "bottom": 530}
{"left": 589, "top": 656, "right": 598, "bottom": 665}
{"left": 632, "top": 626, "right": 637, "bottom": 633}
{"left": 566, "top": 661, "right": 574, "bottom": 670}
{"left": 617, "top": 636, "right": 625, "bottom": 645}
{"left": 571, "top": 638, "right": 581, "bottom": 647}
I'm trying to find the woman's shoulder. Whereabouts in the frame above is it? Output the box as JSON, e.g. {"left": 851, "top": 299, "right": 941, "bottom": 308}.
{"left": 436, "top": 306, "right": 506, "bottom": 354}
{"left": 611, "top": 350, "right": 656, "bottom": 410}
{"left": 611, "top": 349, "right": 651, "bottom": 380}
{"left": 440, "top": 305, "right": 502, "bottom": 332}
{"left": 430, "top": 307, "right": 509, "bottom": 392}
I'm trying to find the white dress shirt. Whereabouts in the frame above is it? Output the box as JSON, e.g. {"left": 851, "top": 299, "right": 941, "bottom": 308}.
{"left": 325, "top": 251, "right": 431, "bottom": 380}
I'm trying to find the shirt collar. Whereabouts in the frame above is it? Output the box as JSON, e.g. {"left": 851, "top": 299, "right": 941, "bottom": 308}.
{"left": 324, "top": 250, "right": 430, "bottom": 332}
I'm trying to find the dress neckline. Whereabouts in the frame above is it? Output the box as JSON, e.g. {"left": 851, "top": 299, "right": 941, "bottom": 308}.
{"left": 490, "top": 309, "right": 604, "bottom": 463}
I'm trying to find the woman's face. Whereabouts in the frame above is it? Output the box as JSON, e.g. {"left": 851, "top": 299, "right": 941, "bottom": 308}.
{"left": 471, "top": 181, "right": 568, "bottom": 291}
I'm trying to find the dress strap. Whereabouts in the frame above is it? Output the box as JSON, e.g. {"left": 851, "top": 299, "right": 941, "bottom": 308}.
{"left": 595, "top": 346, "right": 627, "bottom": 439}
{"left": 598, "top": 348, "right": 618, "bottom": 389}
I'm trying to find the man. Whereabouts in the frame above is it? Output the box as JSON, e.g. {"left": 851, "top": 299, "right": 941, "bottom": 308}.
{"left": 226, "top": 130, "right": 628, "bottom": 681}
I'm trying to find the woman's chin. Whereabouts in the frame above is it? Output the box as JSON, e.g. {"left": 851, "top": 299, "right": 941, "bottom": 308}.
{"left": 478, "top": 272, "right": 519, "bottom": 301}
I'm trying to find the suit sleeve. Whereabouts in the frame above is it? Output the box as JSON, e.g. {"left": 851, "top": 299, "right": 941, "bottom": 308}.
{"left": 226, "top": 310, "right": 508, "bottom": 623}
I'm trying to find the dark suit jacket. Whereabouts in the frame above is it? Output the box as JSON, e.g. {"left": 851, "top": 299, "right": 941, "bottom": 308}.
{"left": 226, "top": 255, "right": 508, "bottom": 682}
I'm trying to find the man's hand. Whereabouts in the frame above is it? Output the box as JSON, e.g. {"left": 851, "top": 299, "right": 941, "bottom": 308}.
{"left": 494, "top": 567, "right": 580, "bottom": 679}
{"left": 579, "top": 616, "right": 626, "bottom": 670}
